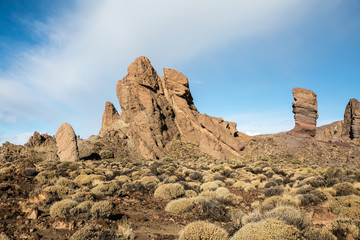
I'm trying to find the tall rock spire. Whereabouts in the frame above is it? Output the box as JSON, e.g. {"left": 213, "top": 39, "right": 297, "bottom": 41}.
{"left": 289, "top": 88, "right": 318, "bottom": 138}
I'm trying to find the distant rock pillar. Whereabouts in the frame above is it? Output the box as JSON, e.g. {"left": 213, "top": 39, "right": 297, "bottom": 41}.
{"left": 55, "top": 123, "right": 79, "bottom": 161}
{"left": 343, "top": 98, "right": 360, "bottom": 139}
{"left": 290, "top": 88, "right": 318, "bottom": 138}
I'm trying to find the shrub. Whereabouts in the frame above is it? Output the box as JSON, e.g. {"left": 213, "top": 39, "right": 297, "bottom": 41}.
{"left": 185, "top": 190, "right": 197, "bottom": 198}
{"left": 264, "top": 206, "right": 304, "bottom": 229}
{"left": 304, "top": 177, "right": 325, "bottom": 188}
{"left": 230, "top": 219, "right": 301, "bottom": 240}
{"left": 302, "top": 227, "right": 337, "bottom": 240}
{"left": 200, "top": 182, "right": 219, "bottom": 192}
{"left": 333, "top": 182, "right": 358, "bottom": 196}
{"left": 328, "top": 218, "right": 359, "bottom": 239}
{"left": 223, "top": 193, "right": 243, "bottom": 205}
{"left": 261, "top": 196, "right": 298, "bottom": 211}
{"left": 215, "top": 187, "right": 230, "bottom": 198}
{"left": 75, "top": 174, "right": 106, "bottom": 186}
{"left": 70, "top": 224, "right": 125, "bottom": 240}
{"left": 91, "top": 181, "right": 122, "bottom": 196}
{"left": 178, "top": 221, "right": 228, "bottom": 240}
{"left": 44, "top": 185, "right": 74, "bottom": 199}
{"left": 58, "top": 161, "right": 81, "bottom": 172}
{"left": 264, "top": 186, "right": 284, "bottom": 197}
{"left": 99, "top": 150, "right": 114, "bottom": 159}
{"left": 91, "top": 200, "right": 113, "bottom": 218}
{"left": 70, "top": 200, "right": 94, "bottom": 218}
{"left": 233, "top": 181, "right": 246, "bottom": 189}
{"left": 195, "top": 198, "right": 228, "bottom": 221}
{"left": 298, "top": 190, "right": 327, "bottom": 206}
{"left": 56, "top": 177, "right": 76, "bottom": 189}
{"left": 34, "top": 170, "right": 58, "bottom": 185}
{"left": 165, "top": 198, "right": 195, "bottom": 215}
{"left": 139, "top": 176, "right": 160, "bottom": 189}
{"left": 327, "top": 195, "right": 360, "bottom": 219}
{"left": 188, "top": 171, "right": 203, "bottom": 181}
{"left": 50, "top": 199, "right": 78, "bottom": 218}
{"left": 154, "top": 183, "right": 185, "bottom": 201}
{"left": 243, "top": 183, "right": 256, "bottom": 192}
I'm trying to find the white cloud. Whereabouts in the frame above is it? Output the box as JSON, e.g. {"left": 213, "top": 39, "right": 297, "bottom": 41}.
{"left": 0, "top": 0, "right": 341, "bottom": 140}
{"left": 0, "top": 132, "right": 33, "bottom": 145}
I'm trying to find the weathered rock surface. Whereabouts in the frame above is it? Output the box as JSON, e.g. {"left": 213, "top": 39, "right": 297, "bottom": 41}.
{"left": 25, "top": 132, "right": 54, "bottom": 148}
{"left": 101, "top": 56, "right": 248, "bottom": 159}
{"left": 289, "top": 88, "right": 318, "bottom": 138}
{"left": 315, "top": 121, "right": 344, "bottom": 142}
{"left": 55, "top": 123, "right": 79, "bottom": 162}
{"left": 343, "top": 98, "right": 360, "bottom": 139}
{"left": 99, "top": 102, "right": 122, "bottom": 135}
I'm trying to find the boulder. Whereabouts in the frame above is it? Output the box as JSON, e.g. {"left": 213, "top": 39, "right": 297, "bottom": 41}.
{"left": 289, "top": 88, "right": 318, "bottom": 138}
{"left": 55, "top": 123, "right": 79, "bottom": 162}
{"left": 343, "top": 98, "right": 360, "bottom": 139}
{"left": 100, "top": 56, "right": 248, "bottom": 159}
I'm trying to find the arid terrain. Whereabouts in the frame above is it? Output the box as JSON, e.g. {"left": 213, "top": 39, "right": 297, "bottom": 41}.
{"left": 0, "top": 57, "right": 359, "bottom": 240}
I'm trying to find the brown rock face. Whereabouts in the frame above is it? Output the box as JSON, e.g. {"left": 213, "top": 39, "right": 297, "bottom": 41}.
{"left": 343, "top": 98, "right": 360, "bottom": 139}
{"left": 25, "top": 131, "right": 54, "bottom": 148}
{"left": 290, "top": 88, "right": 318, "bottom": 138}
{"left": 55, "top": 123, "right": 79, "bottom": 162}
{"left": 99, "top": 102, "right": 121, "bottom": 135}
{"left": 100, "top": 56, "right": 247, "bottom": 159}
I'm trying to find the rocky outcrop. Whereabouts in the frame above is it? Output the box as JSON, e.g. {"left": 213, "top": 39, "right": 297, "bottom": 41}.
{"left": 99, "top": 102, "right": 122, "bottom": 135}
{"left": 315, "top": 121, "right": 343, "bottom": 142}
{"left": 25, "top": 132, "right": 54, "bottom": 148}
{"left": 289, "top": 88, "right": 318, "bottom": 138}
{"left": 55, "top": 123, "right": 79, "bottom": 162}
{"left": 101, "top": 56, "right": 248, "bottom": 159}
{"left": 343, "top": 98, "right": 360, "bottom": 139}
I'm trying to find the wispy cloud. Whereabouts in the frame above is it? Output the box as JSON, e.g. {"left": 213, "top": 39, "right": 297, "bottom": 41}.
{"left": 0, "top": 0, "right": 342, "bottom": 144}
{"left": 0, "top": 132, "right": 33, "bottom": 145}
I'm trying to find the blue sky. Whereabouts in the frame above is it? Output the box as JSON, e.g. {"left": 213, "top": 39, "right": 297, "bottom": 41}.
{"left": 0, "top": 0, "right": 359, "bottom": 144}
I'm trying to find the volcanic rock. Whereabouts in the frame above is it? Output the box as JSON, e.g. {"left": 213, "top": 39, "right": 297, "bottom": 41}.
{"left": 289, "top": 88, "right": 318, "bottom": 138}
{"left": 55, "top": 123, "right": 79, "bottom": 162}
{"left": 25, "top": 131, "right": 54, "bottom": 148}
{"left": 100, "top": 56, "right": 247, "bottom": 159}
{"left": 343, "top": 98, "right": 360, "bottom": 139}
{"left": 99, "top": 101, "right": 123, "bottom": 136}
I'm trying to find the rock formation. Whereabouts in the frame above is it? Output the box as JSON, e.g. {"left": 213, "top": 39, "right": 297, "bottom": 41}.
{"left": 99, "top": 102, "right": 121, "bottom": 135}
{"left": 343, "top": 98, "right": 360, "bottom": 139}
{"left": 290, "top": 88, "right": 318, "bottom": 138}
{"left": 25, "top": 132, "right": 54, "bottom": 148}
{"left": 55, "top": 123, "right": 79, "bottom": 162}
{"left": 100, "top": 56, "right": 248, "bottom": 159}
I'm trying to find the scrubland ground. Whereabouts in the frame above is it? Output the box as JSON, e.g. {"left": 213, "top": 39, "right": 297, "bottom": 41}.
{"left": 0, "top": 138, "right": 360, "bottom": 240}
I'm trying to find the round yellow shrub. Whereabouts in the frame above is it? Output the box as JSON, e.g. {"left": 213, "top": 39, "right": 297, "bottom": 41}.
{"left": 50, "top": 199, "right": 78, "bottom": 218}
{"left": 154, "top": 183, "right": 185, "bottom": 201}
{"left": 179, "top": 221, "right": 228, "bottom": 240}
{"left": 230, "top": 219, "right": 301, "bottom": 240}
{"left": 165, "top": 198, "right": 195, "bottom": 215}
